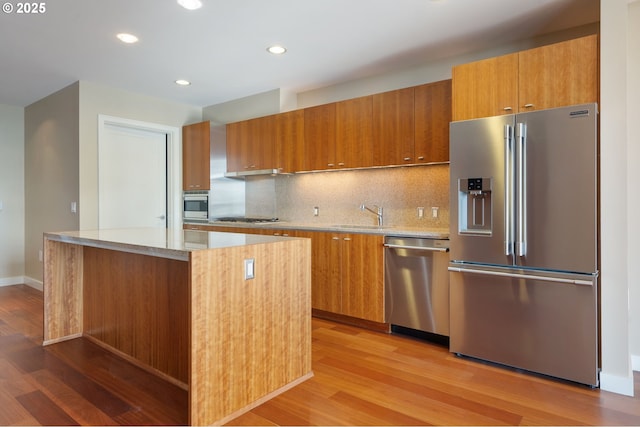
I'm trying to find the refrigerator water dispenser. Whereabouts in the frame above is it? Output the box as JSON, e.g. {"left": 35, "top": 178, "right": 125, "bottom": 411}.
{"left": 457, "top": 177, "right": 492, "bottom": 235}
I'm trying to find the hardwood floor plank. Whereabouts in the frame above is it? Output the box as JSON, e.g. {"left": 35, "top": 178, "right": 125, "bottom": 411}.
{"left": 0, "top": 387, "right": 39, "bottom": 425}
{"left": 15, "top": 390, "right": 79, "bottom": 426}
{"left": 29, "top": 369, "right": 118, "bottom": 426}
{"left": 2, "top": 284, "right": 640, "bottom": 426}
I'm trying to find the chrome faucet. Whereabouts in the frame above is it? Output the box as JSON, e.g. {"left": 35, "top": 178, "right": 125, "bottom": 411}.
{"left": 360, "top": 204, "right": 384, "bottom": 227}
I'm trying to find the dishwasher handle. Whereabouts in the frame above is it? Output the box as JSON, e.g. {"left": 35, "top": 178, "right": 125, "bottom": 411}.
{"left": 384, "top": 243, "right": 449, "bottom": 252}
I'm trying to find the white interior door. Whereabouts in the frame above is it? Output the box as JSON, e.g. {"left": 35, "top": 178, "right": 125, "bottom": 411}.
{"left": 99, "top": 123, "right": 167, "bottom": 229}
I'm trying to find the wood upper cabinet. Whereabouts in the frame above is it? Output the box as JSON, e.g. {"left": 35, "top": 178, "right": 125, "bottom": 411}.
{"left": 518, "top": 34, "right": 599, "bottom": 112}
{"left": 452, "top": 53, "right": 519, "bottom": 121}
{"left": 372, "top": 87, "right": 415, "bottom": 166}
{"left": 182, "top": 121, "right": 210, "bottom": 191}
{"left": 303, "top": 103, "right": 336, "bottom": 171}
{"left": 335, "top": 95, "right": 373, "bottom": 169}
{"left": 414, "top": 79, "right": 452, "bottom": 163}
{"left": 275, "top": 110, "right": 305, "bottom": 173}
{"left": 452, "top": 34, "right": 599, "bottom": 121}
{"left": 226, "top": 115, "right": 276, "bottom": 173}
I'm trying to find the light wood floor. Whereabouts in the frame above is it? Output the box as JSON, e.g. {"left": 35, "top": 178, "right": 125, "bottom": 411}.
{"left": 1, "top": 284, "right": 639, "bottom": 425}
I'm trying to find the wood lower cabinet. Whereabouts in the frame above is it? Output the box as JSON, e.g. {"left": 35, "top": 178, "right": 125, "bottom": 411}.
{"left": 452, "top": 34, "right": 599, "bottom": 121}
{"left": 182, "top": 121, "right": 210, "bottom": 191}
{"left": 306, "top": 231, "right": 384, "bottom": 323}
{"left": 203, "top": 225, "right": 385, "bottom": 323}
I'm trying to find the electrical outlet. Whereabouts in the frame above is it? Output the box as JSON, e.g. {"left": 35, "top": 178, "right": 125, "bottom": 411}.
{"left": 313, "top": 206, "right": 319, "bottom": 216}
{"left": 431, "top": 207, "right": 439, "bottom": 218}
{"left": 417, "top": 207, "right": 424, "bottom": 218}
{"left": 244, "top": 258, "right": 255, "bottom": 280}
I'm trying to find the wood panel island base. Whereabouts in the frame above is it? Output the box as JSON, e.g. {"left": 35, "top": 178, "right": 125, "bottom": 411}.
{"left": 43, "top": 228, "right": 312, "bottom": 426}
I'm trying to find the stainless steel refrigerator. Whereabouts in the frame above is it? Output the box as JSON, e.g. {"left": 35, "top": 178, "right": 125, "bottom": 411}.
{"left": 448, "top": 103, "right": 599, "bottom": 387}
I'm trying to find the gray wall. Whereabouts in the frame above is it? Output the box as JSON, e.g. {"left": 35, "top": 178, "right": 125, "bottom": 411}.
{"left": 0, "top": 104, "right": 25, "bottom": 283}
{"left": 24, "top": 83, "right": 80, "bottom": 282}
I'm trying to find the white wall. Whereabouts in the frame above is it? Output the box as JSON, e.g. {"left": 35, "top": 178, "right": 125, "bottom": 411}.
{"left": 0, "top": 104, "right": 25, "bottom": 285}
{"left": 78, "top": 81, "right": 202, "bottom": 230}
{"left": 626, "top": 0, "right": 640, "bottom": 373}
{"left": 599, "top": 0, "right": 636, "bottom": 396}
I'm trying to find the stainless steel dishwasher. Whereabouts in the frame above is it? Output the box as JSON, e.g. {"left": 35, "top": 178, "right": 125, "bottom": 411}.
{"left": 384, "top": 236, "right": 450, "bottom": 337}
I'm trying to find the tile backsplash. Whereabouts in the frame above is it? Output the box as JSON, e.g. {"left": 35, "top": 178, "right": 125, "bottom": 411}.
{"left": 246, "top": 164, "right": 450, "bottom": 229}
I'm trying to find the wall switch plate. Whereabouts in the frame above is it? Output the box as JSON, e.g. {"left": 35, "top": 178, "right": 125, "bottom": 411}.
{"left": 71, "top": 201, "right": 77, "bottom": 213}
{"left": 244, "top": 258, "right": 255, "bottom": 280}
{"left": 313, "top": 206, "right": 319, "bottom": 216}
{"left": 431, "top": 207, "right": 439, "bottom": 218}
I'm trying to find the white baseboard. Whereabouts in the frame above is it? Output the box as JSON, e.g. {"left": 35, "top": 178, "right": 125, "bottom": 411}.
{"left": 600, "top": 371, "right": 635, "bottom": 396}
{"left": 0, "top": 276, "right": 25, "bottom": 287}
{"left": 0, "top": 276, "right": 42, "bottom": 292}
{"left": 632, "top": 354, "right": 640, "bottom": 372}
{"left": 23, "top": 276, "right": 43, "bottom": 292}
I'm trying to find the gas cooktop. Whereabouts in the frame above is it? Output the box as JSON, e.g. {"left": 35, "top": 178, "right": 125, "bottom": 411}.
{"left": 214, "top": 217, "right": 279, "bottom": 223}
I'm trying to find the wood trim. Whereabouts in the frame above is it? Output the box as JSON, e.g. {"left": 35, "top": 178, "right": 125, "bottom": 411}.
{"left": 43, "top": 238, "right": 83, "bottom": 344}
{"left": 212, "top": 371, "right": 314, "bottom": 426}
{"left": 312, "top": 309, "right": 390, "bottom": 333}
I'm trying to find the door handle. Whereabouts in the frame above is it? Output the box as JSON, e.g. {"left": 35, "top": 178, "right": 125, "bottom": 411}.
{"left": 516, "top": 123, "right": 527, "bottom": 257}
{"left": 448, "top": 266, "right": 595, "bottom": 286}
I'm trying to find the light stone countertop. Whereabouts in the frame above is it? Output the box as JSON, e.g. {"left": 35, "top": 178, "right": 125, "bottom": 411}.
{"left": 44, "top": 228, "right": 300, "bottom": 261}
{"left": 204, "top": 220, "right": 450, "bottom": 239}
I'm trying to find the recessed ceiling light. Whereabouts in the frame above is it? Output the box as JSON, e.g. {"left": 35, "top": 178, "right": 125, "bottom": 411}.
{"left": 267, "top": 45, "right": 287, "bottom": 55}
{"left": 175, "top": 79, "right": 191, "bottom": 86}
{"left": 177, "top": 0, "right": 202, "bottom": 10}
{"left": 116, "top": 33, "right": 139, "bottom": 44}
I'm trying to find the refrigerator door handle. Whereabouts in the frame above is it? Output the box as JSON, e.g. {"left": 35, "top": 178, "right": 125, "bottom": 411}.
{"left": 448, "top": 266, "right": 595, "bottom": 286}
{"left": 504, "top": 124, "right": 514, "bottom": 256}
{"left": 516, "top": 122, "right": 527, "bottom": 257}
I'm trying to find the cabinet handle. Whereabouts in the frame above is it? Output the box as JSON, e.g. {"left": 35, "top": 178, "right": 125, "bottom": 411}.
{"left": 503, "top": 107, "right": 513, "bottom": 111}
{"left": 403, "top": 157, "right": 411, "bottom": 161}
{"left": 282, "top": 233, "right": 289, "bottom": 237}
{"left": 332, "top": 236, "right": 340, "bottom": 240}
{"left": 343, "top": 237, "right": 351, "bottom": 241}
{"left": 327, "top": 163, "right": 335, "bottom": 167}
{"left": 338, "top": 162, "right": 345, "bottom": 166}
{"left": 418, "top": 156, "right": 424, "bottom": 160}
{"left": 523, "top": 104, "right": 534, "bottom": 109}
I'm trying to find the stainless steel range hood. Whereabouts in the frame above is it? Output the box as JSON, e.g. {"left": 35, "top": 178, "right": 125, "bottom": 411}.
{"left": 224, "top": 168, "right": 282, "bottom": 178}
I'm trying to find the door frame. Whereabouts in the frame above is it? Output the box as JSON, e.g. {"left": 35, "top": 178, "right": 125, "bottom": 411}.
{"left": 98, "top": 115, "right": 181, "bottom": 229}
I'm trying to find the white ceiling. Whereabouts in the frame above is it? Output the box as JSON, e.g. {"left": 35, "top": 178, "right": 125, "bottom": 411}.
{"left": 0, "top": 0, "right": 599, "bottom": 108}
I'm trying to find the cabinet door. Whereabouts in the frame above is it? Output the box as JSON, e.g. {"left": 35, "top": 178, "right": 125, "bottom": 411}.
{"left": 182, "top": 121, "right": 210, "bottom": 190}
{"left": 414, "top": 80, "right": 452, "bottom": 163}
{"left": 276, "top": 110, "right": 304, "bottom": 173}
{"left": 336, "top": 95, "right": 373, "bottom": 168}
{"left": 307, "top": 232, "right": 342, "bottom": 313}
{"left": 304, "top": 103, "right": 336, "bottom": 171}
{"left": 372, "top": 87, "right": 415, "bottom": 166}
{"left": 451, "top": 53, "right": 518, "bottom": 121}
{"left": 225, "top": 120, "right": 248, "bottom": 173}
{"left": 248, "top": 115, "right": 276, "bottom": 170}
{"left": 341, "top": 234, "right": 384, "bottom": 322}
{"left": 518, "top": 34, "right": 598, "bottom": 112}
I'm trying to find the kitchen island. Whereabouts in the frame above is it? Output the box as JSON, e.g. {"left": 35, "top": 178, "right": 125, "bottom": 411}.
{"left": 43, "top": 228, "right": 312, "bottom": 426}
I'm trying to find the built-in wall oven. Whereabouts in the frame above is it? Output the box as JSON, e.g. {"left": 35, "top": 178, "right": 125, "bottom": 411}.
{"left": 384, "top": 236, "right": 450, "bottom": 338}
{"left": 183, "top": 191, "right": 209, "bottom": 222}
